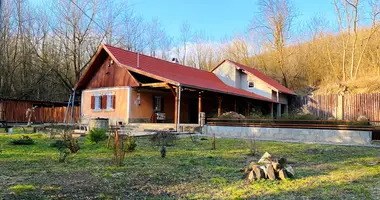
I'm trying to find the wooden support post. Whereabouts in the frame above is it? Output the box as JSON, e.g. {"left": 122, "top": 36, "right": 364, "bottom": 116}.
{"left": 115, "top": 130, "right": 119, "bottom": 150}
{"left": 234, "top": 100, "right": 237, "bottom": 112}
{"left": 337, "top": 95, "right": 343, "bottom": 120}
{"left": 168, "top": 84, "right": 176, "bottom": 97}
{"left": 217, "top": 97, "right": 223, "bottom": 117}
{"left": 198, "top": 93, "right": 202, "bottom": 113}
{"left": 174, "top": 88, "right": 178, "bottom": 125}
{"left": 212, "top": 133, "right": 216, "bottom": 150}
{"left": 141, "top": 82, "right": 168, "bottom": 88}
{"left": 177, "top": 86, "right": 182, "bottom": 132}
{"left": 198, "top": 93, "right": 202, "bottom": 124}
{"left": 174, "top": 86, "right": 181, "bottom": 132}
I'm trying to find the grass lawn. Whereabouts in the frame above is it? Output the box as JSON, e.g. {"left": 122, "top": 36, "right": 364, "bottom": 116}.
{"left": 0, "top": 132, "right": 380, "bottom": 199}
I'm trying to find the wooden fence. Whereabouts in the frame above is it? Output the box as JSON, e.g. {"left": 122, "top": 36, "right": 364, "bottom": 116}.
{"left": 0, "top": 99, "right": 80, "bottom": 123}
{"left": 296, "top": 93, "right": 380, "bottom": 121}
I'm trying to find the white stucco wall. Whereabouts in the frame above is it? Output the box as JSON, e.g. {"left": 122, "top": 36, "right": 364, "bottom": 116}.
{"left": 243, "top": 73, "right": 273, "bottom": 99}
{"left": 213, "top": 61, "right": 278, "bottom": 100}
{"left": 213, "top": 61, "right": 291, "bottom": 105}
{"left": 213, "top": 62, "right": 237, "bottom": 88}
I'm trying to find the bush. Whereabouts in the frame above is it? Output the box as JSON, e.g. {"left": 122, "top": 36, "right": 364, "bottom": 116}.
{"left": 219, "top": 111, "right": 245, "bottom": 119}
{"left": 10, "top": 135, "right": 35, "bottom": 145}
{"left": 51, "top": 138, "right": 80, "bottom": 154}
{"left": 357, "top": 115, "right": 369, "bottom": 122}
{"left": 50, "top": 140, "right": 66, "bottom": 149}
{"left": 51, "top": 131, "right": 80, "bottom": 162}
{"left": 125, "top": 134, "right": 137, "bottom": 152}
{"left": 294, "top": 114, "right": 320, "bottom": 120}
{"left": 328, "top": 116, "right": 336, "bottom": 120}
{"left": 88, "top": 128, "right": 107, "bottom": 144}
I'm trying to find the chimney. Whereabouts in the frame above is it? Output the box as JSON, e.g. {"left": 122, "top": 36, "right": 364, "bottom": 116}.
{"left": 171, "top": 58, "right": 179, "bottom": 64}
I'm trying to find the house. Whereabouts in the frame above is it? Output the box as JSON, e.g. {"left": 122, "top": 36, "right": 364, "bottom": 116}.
{"left": 74, "top": 44, "right": 294, "bottom": 130}
{"left": 212, "top": 60, "right": 295, "bottom": 117}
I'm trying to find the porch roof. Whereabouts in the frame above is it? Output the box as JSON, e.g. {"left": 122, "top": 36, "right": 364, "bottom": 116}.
{"left": 103, "top": 45, "right": 276, "bottom": 103}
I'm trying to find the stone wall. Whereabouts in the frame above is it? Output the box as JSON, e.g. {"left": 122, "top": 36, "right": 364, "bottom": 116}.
{"left": 203, "top": 125, "right": 372, "bottom": 145}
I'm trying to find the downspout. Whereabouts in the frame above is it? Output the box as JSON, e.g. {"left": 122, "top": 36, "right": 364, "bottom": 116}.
{"left": 80, "top": 90, "right": 83, "bottom": 123}
{"left": 126, "top": 87, "right": 132, "bottom": 124}
{"left": 177, "top": 85, "right": 182, "bottom": 132}
{"left": 70, "top": 88, "right": 76, "bottom": 123}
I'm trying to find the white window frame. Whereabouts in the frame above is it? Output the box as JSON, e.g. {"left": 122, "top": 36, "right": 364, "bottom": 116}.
{"left": 94, "top": 94, "right": 102, "bottom": 111}
{"left": 154, "top": 96, "right": 162, "bottom": 112}
{"left": 106, "top": 92, "right": 114, "bottom": 111}
{"left": 248, "top": 81, "right": 254, "bottom": 88}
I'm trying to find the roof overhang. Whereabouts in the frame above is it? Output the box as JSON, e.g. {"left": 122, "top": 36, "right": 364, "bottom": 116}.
{"left": 180, "top": 84, "right": 276, "bottom": 103}
{"left": 74, "top": 44, "right": 179, "bottom": 90}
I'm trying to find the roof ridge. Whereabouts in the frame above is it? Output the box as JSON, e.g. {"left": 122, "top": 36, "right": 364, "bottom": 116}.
{"left": 225, "top": 60, "right": 295, "bottom": 95}
{"left": 103, "top": 44, "right": 214, "bottom": 74}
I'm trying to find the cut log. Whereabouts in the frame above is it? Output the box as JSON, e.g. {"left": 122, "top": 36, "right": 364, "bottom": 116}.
{"left": 278, "top": 169, "right": 288, "bottom": 180}
{"left": 285, "top": 165, "right": 295, "bottom": 177}
{"left": 249, "top": 162, "right": 259, "bottom": 170}
{"left": 258, "top": 152, "right": 272, "bottom": 164}
{"left": 253, "top": 166, "right": 265, "bottom": 180}
{"left": 279, "top": 157, "right": 287, "bottom": 168}
{"left": 248, "top": 170, "right": 256, "bottom": 182}
{"left": 272, "top": 161, "right": 280, "bottom": 171}
{"left": 266, "top": 164, "right": 276, "bottom": 180}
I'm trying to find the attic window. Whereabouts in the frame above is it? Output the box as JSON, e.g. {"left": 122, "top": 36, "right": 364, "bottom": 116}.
{"left": 106, "top": 60, "right": 112, "bottom": 74}
{"left": 248, "top": 81, "right": 254, "bottom": 88}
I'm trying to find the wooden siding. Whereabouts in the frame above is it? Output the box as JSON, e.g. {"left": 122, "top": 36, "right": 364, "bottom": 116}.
{"left": 297, "top": 93, "right": 380, "bottom": 121}
{"left": 0, "top": 100, "right": 80, "bottom": 123}
{"left": 85, "top": 55, "right": 138, "bottom": 89}
{"left": 343, "top": 93, "right": 380, "bottom": 121}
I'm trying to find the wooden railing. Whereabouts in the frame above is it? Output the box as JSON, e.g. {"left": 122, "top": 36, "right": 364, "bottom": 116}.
{"left": 206, "top": 118, "right": 380, "bottom": 131}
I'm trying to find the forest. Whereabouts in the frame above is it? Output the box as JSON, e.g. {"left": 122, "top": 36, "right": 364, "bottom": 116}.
{"left": 1, "top": 0, "right": 380, "bottom": 102}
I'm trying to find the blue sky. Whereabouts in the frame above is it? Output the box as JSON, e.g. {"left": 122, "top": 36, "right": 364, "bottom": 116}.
{"left": 127, "top": 0, "right": 337, "bottom": 40}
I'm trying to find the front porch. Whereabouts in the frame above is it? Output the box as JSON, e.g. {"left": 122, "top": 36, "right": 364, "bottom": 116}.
{"left": 128, "top": 123, "right": 200, "bottom": 133}
{"left": 128, "top": 81, "right": 276, "bottom": 131}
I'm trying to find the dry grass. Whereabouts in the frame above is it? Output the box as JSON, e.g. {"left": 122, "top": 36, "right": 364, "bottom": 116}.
{"left": 0, "top": 133, "right": 380, "bottom": 199}
{"left": 314, "top": 76, "right": 380, "bottom": 95}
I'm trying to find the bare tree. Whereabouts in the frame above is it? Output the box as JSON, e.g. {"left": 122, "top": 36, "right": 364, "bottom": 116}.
{"left": 120, "top": 10, "right": 147, "bottom": 52}
{"left": 333, "top": 0, "right": 380, "bottom": 81}
{"left": 178, "top": 21, "right": 193, "bottom": 65}
{"left": 222, "top": 36, "right": 252, "bottom": 66}
{"left": 251, "top": 0, "right": 296, "bottom": 87}
{"left": 146, "top": 18, "right": 169, "bottom": 57}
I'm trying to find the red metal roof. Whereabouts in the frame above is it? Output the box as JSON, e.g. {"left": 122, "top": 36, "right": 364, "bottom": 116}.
{"left": 103, "top": 44, "right": 276, "bottom": 102}
{"left": 213, "top": 60, "right": 295, "bottom": 95}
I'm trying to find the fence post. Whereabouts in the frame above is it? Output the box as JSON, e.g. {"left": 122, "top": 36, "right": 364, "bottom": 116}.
{"left": 337, "top": 95, "right": 343, "bottom": 120}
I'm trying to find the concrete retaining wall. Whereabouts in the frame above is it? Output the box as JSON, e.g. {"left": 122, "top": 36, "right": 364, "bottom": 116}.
{"left": 204, "top": 125, "right": 372, "bottom": 145}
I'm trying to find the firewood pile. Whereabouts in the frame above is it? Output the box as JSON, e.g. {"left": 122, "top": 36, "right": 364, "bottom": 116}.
{"left": 243, "top": 152, "right": 294, "bottom": 181}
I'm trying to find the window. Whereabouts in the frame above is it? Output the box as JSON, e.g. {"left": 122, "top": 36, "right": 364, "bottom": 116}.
{"left": 248, "top": 81, "right": 254, "bottom": 88}
{"left": 106, "top": 93, "right": 113, "bottom": 109}
{"left": 91, "top": 93, "right": 115, "bottom": 111}
{"left": 153, "top": 96, "right": 162, "bottom": 112}
{"left": 94, "top": 95, "right": 101, "bottom": 110}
